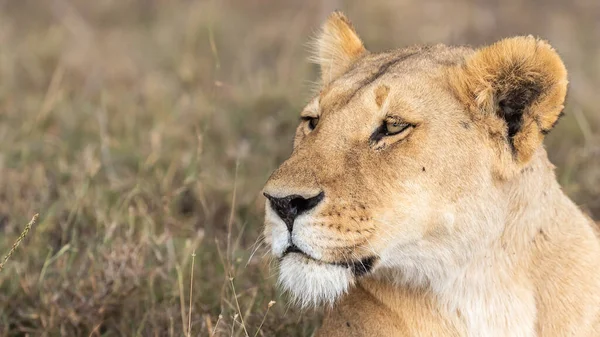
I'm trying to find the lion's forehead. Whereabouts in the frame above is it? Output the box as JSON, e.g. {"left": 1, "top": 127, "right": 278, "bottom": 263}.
{"left": 312, "top": 45, "right": 473, "bottom": 117}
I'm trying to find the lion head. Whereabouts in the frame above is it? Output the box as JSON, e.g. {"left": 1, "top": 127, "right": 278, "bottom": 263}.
{"left": 262, "top": 12, "right": 567, "bottom": 307}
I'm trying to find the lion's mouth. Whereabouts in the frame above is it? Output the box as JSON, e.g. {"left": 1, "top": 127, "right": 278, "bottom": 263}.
{"left": 282, "top": 244, "right": 376, "bottom": 277}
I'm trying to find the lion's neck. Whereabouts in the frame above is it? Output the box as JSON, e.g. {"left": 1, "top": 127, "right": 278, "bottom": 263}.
{"left": 368, "top": 149, "right": 598, "bottom": 336}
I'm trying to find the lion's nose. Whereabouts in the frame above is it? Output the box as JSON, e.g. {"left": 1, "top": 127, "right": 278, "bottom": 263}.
{"left": 263, "top": 191, "right": 324, "bottom": 233}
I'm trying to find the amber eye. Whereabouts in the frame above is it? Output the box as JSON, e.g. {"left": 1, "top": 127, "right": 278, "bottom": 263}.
{"left": 369, "top": 118, "right": 414, "bottom": 144}
{"left": 384, "top": 120, "right": 410, "bottom": 135}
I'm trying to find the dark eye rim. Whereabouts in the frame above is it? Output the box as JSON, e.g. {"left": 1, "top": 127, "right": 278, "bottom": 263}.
{"left": 384, "top": 121, "right": 411, "bottom": 136}
{"left": 301, "top": 116, "right": 319, "bottom": 130}
{"left": 369, "top": 121, "right": 414, "bottom": 143}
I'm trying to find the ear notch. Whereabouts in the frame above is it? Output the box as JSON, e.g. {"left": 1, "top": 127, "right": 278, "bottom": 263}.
{"left": 450, "top": 36, "right": 568, "bottom": 164}
{"left": 312, "top": 11, "right": 366, "bottom": 84}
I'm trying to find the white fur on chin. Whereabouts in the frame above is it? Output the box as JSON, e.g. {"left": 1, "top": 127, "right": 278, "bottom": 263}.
{"left": 278, "top": 253, "right": 354, "bottom": 308}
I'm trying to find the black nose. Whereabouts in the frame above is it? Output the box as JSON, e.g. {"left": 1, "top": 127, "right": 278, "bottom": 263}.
{"left": 264, "top": 192, "right": 324, "bottom": 232}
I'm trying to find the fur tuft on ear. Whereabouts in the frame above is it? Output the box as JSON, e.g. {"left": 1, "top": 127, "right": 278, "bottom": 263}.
{"left": 450, "top": 36, "right": 568, "bottom": 164}
{"left": 311, "top": 11, "right": 366, "bottom": 84}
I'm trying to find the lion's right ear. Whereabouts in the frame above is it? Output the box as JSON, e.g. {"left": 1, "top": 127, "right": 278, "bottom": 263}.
{"left": 312, "top": 11, "right": 366, "bottom": 85}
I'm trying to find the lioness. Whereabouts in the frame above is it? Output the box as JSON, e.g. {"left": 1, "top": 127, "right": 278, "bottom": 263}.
{"left": 262, "top": 11, "right": 600, "bottom": 336}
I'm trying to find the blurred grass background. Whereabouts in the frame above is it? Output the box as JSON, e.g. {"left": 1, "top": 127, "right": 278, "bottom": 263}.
{"left": 0, "top": 0, "right": 598, "bottom": 336}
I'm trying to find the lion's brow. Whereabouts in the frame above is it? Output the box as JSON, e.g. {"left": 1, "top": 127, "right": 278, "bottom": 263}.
{"left": 328, "top": 51, "right": 419, "bottom": 111}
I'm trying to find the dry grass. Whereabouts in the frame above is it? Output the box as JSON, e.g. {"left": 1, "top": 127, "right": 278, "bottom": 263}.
{"left": 0, "top": 0, "right": 598, "bottom": 336}
{"left": 0, "top": 214, "right": 38, "bottom": 272}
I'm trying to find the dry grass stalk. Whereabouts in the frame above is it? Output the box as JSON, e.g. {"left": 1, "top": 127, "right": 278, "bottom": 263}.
{"left": 187, "top": 250, "right": 196, "bottom": 337}
{"left": 0, "top": 213, "right": 39, "bottom": 272}
{"left": 254, "top": 301, "right": 276, "bottom": 337}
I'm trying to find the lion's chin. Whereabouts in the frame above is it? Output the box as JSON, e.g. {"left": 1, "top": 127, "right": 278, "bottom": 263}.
{"left": 278, "top": 253, "right": 354, "bottom": 308}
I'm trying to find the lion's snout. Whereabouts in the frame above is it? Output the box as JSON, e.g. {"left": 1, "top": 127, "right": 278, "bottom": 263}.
{"left": 263, "top": 191, "right": 324, "bottom": 233}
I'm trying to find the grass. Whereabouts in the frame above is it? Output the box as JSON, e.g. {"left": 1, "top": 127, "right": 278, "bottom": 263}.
{"left": 0, "top": 214, "right": 38, "bottom": 272}
{"left": 0, "top": 0, "right": 598, "bottom": 336}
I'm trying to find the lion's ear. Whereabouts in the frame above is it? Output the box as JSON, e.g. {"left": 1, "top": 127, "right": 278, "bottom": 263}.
{"left": 450, "top": 36, "right": 568, "bottom": 164}
{"left": 313, "top": 11, "right": 366, "bottom": 85}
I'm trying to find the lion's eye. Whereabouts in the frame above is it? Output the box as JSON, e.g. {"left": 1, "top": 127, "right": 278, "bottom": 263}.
{"left": 302, "top": 117, "right": 319, "bottom": 131}
{"left": 384, "top": 120, "right": 410, "bottom": 135}
{"left": 370, "top": 118, "right": 414, "bottom": 145}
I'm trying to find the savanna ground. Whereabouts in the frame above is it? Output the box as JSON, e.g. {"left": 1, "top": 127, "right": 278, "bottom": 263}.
{"left": 0, "top": 0, "right": 598, "bottom": 336}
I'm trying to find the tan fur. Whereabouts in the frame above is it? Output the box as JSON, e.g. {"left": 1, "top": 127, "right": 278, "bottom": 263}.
{"left": 263, "top": 12, "right": 600, "bottom": 336}
{"left": 374, "top": 84, "right": 390, "bottom": 108}
{"left": 313, "top": 11, "right": 367, "bottom": 84}
{"left": 448, "top": 36, "right": 568, "bottom": 169}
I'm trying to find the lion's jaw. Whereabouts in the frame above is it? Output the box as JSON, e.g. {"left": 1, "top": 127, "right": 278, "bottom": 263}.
{"left": 264, "top": 175, "right": 508, "bottom": 308}
{"left": 265, "top": 203, "right": 377, "bottom": 307}
{"left": 278, "top": 255, "right": 354, "bottom": 308}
